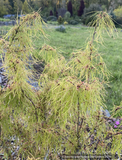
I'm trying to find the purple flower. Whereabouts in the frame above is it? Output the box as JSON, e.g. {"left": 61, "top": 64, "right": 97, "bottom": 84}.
{"left": 120, "top": 118, "right": 122, "bottom": 121}
{"left": 114, "top": 125, "right": 117, "bottom": 128}
{"left": 115, "top": 121, "right": 120, "bottom": 125}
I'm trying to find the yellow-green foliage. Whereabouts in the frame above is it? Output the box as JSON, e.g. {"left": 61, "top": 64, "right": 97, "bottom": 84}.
{"left": 0, "top": 11, "right": 122, "bottom": 159}
{"left": 64, "top": 21, "right": 68, "bottom": 25}
{"left": 58, "top": 16, "right": 64, "bottom": 25}
{"left": 35, "top": 44, "right": 58, "bottom": 63}
{"left": 114, "top": 6, "right": 122, "bottom": 17}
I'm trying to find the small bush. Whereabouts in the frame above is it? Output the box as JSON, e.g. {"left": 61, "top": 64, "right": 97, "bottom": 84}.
{"left": 64, "top": 21, "right": 68, "bottom": 25}
{"left": 74, "top": 15, "right": 79, "bottom": 21}
{"left": 47, "top": 16, "right": 57, "bottom": 21}
{"left": 69, "top": 20, "right": 78, "bottom": 25}
{"left": 64, "top": 11, "right": 71, "bottom": 21}
{"left": 113, "top": 6, "right": 122, "bottom": 27}
{"left": 114, "top": 6, "right": 122, "bottom": 18}
{"left": 55, "top": 25, "right": 66, "bottom": 32}
{"left": 101, "top": 5, "right": 107, "bottom": 11}
{"left": 74, "top": 16, "right": 81, "bottom": 23}
{"left": 58, "top": 16, "right": 64, "bottom": 25}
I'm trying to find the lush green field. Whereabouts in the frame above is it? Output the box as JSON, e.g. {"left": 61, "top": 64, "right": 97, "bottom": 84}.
{"left": 1, "top": 24, "right": 122, "bottom": 111}
{"left": 0, "top": 26, "right": 11, "bottom": 36}
{"left": 0, "top": 18, "right": 10, "bottom": 22}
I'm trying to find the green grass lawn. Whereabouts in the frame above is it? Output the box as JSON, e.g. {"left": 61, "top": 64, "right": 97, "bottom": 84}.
{"left": 0, "top": 18, "right": 10, "bottom": 22}
{"left": 35, "top": 24, "right": 91, "bottom": 58}
{"left": 1, "top": 24, "right": 122, "bottom": 111}
{"left": 0, "top": 26, "right": 12, "bottom": 36}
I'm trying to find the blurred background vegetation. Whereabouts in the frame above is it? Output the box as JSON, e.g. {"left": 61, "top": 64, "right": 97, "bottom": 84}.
{"left": 0, "top": 0, "right": 122, "bottom": 28}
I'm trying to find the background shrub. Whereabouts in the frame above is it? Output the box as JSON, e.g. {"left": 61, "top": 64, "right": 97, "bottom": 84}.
{"left": 64, "top": 11, "right": 71, "bottom": 21}
{"left": 55, "top": 25, "right": 66, "bottom": 32}
{"left": 47, "top": 15, "right": 57, "bottom": 21}
{"left": 83, "top": 3, "right": 102, "bottom": 16}
{"left": 58, "top": 16, "right": 64, "bottom": 25}
{"left": 114, "top": 6, "right": 122, "bottom": 18}
{"left": 113, "top": 6, "right": 122, "bottom": 27}
{"left": 69, "top": 20, "right": 78, "bottom": 25}
{"left": 74, "top": 15, "right": 81, "bottom": 23}
{"left": 64, "top": 21, "right": 68, "bottom": 25}
{"left": 101, "top": 5, "right": 107, "bottom": 11}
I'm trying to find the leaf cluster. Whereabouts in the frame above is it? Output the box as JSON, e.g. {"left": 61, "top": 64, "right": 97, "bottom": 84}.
{"left": 0, "top": 11, "right": 122, "bottom": 159}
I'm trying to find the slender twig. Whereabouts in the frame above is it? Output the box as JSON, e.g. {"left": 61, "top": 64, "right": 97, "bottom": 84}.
{"left": 21, "top": 88, "right": 38, "bottom": 122}
{"left": 76, "top": 95, "right": 80, "bottom": 151}
{"left": 53, "top": 130, "right": 74, "bottom": 146}
{"left": 87, "top": 24, "right": 97, "bottom": 84}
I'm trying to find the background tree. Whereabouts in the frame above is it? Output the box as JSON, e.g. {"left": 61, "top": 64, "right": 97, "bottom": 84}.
{"left": 4, "top": 0, "right": 12, "bottom": 15}
{"left": 78, "top": 0, "right": 85, "bottom": 16}
{"left": 22, "top": 0, "right": 30, "bottom": 14}
{"left": 70, "top": 0, "right": 81, "bottom": 16}
{"left": 0, "top": 0, "right": 121, "bottom": 17}
{"left": 0, "top": 0, "right": 8, "bottom": 17}
{"left": 13, "top": 0, "right": 23, "bottom": 14}
{"left": 50, "top": 10, "right": 53, "bottom": 16}
{"left": 54, "top": 4, "right": 57, "bottom": 16}
{"left": 8, "top": 0, "right": 14, "bottom": 14}
{"left": 67, "top": 0, "right": 73, "bottom": 16}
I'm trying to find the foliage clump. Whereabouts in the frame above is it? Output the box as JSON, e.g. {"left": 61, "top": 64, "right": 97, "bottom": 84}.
{"left": 55, "top": 25, "right": 66, "bottom": 33}
{"left": 64, "top": 21, "right": 68, "bottom": 25}
{"left": 64, "top": 11, "right": 71, "bottom": 21}
{"left": 47, "top": 15, "right": 57, "bottom": 21}
{"left": 69, "top": 20, "right": 78, "bottom": 25}
{"left": 113, "top": 6, "right": 122, "bottom": 26}
{"left": 57, "top": 15, "right": 64, "bottom": 24}
{"left": 0, "top": 11, "right": 122, "bottom": 159}
{"left": 114, "top": 6, "right": 122, "bottom": 18}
